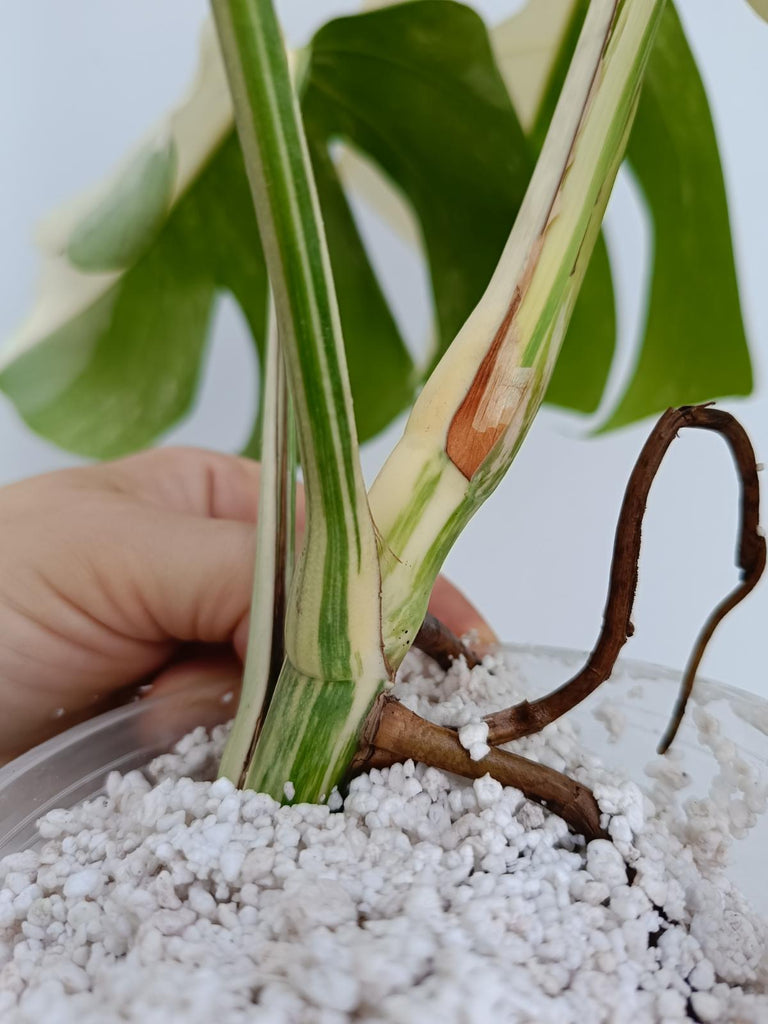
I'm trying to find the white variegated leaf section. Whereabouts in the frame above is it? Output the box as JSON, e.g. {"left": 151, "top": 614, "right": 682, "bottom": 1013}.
{"left": 1, "top": 23, "right": 233, "bottom": 372}
{"left": 746, "top": 0, "right": 768, "bottom": 22}
{"left": 492, "top": 0, "right": 579, "bottom": 132}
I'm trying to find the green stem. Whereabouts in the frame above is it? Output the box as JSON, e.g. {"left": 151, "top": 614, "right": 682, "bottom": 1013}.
{"left": 212, "top": 0, "right": 388, "bottom": 801}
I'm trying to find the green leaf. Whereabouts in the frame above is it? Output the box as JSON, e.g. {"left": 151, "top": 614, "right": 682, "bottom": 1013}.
{"left": 302, "top": 0, "right": 531, "bottom": 364}
{"left": 4, "top": 0, "right": 749, "bottom": 454}
{"left": 511, "top": 0, "right": 616, "bottom": 415}
{"left": 601, "top": 3, "right": 752, "bottom": 428}
{"left": 0, "top": 0, "right": 613, "bottom": 452}
{"left": 544, "top": 233, "right": 616, "bottom": 413}
{"left": 309, "top": 142, "right": 414, "bottom": 440}
{"left": 0, "top": 0, "right": 545, "bottom": 457}
{"left": 493, "top": 0, "right": 752, "bottom": 423}
{"left": 369, "top": 0, "right": 667, "bottom": 666}
{"left": 0, "top": 29, "right": 264, "bottom": 459}
{"left": 307, "top": 1, "right": 614, "bottom": 414}
{"left": 0, "top": 134, "right": 268, "bottom": 458}
{"left": 67, "top": 137, "right": 178, "bottom": 272}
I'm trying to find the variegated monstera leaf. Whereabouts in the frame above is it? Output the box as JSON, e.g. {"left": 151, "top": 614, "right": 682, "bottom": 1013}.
{"left": 0, "top": 0, "right": 752, "bottom": 457}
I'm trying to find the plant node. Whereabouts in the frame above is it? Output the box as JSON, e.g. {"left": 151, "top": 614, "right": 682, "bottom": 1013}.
{"left": 355, "top": 406, "right": 764, "bottom": 842}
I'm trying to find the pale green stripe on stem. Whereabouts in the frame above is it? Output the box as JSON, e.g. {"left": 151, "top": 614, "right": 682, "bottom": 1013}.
{"left": 212, "top": 0, "right": 388, "bottom": 801}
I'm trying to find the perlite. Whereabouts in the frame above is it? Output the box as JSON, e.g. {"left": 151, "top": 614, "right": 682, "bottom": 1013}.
{"left": 0, "top": 650, "right": 765, "bottom": 1022}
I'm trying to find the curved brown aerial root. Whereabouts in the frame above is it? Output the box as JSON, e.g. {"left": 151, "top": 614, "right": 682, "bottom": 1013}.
{"left": 483, "top": 404, "right": 765, "bottom": 755}
{"left": 414, "top": 611, "right": 481, "bottom": 671}
{"left": 353, "top": 694, "right": 606, "bottom": 842}
{"left": 353, "top": 406, "right": 762, "bottom": 845}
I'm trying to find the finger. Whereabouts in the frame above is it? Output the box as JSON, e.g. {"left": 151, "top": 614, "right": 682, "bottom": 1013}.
{"left": 96, "top": 502, "right": 256, "bottom": 650}
{"left": 138, "top": 651, "right": 243, "bottom": 749}
{"left": 129, "top": 518, "right": 491, "bottom": 657}
{"left": 102, "top": 446, "right": 307, "bottom": 537}
{"left": 100, "top": 447, "right": 262, "bottom": 522}
{"left": 428, "top": 576, "right": 497, "bottom": 647}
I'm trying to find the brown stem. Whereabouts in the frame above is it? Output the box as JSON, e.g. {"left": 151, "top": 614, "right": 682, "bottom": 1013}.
{"left": 484, "top": 404, "right": 765, "bottom": 752}
{"left": 353, "top": 695, "right": 606, "bottom": 841}
{"left": 414, "top": 612, "right": 481, "bottom": 671}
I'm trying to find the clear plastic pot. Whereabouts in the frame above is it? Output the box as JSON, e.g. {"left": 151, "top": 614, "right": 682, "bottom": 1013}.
{"left": 0, "top": 645, "right": 766, "bottom": 915}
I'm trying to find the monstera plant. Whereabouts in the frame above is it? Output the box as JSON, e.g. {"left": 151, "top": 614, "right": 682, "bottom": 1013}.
{"left": 1, "top": 0, "right": 752, "bottom": 455}
{"left": 1, "top": 0, "right": 763, "bottom": 826}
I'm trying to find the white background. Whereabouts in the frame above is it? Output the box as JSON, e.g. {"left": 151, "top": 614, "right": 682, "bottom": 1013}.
{"left": 1, "top": 1, "right": 767, "bottom": 697}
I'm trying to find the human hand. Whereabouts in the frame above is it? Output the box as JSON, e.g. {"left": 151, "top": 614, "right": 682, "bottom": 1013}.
{"left": 0, "top": 449, "right": 494, "bottom": 761}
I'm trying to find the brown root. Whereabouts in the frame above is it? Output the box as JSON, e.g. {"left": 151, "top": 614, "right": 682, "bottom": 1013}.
{"left": 483, "top": 405, "right": 765, "bottom": 754}
{"left": 353, "top": 695, "right": 606, "bottom": 842}
{"left": 414, "top": 612, "right": 481, "bottom": 671}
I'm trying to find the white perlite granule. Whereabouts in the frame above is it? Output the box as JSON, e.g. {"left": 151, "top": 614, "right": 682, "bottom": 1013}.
{"left": 593, "top": 700, "right": 626, "bottom": 743}
{"left": 0, "top": 652, "right": 766, "bottom": 1023}
{"left": 457, "top": 719, "right": 490, "bottom": 761}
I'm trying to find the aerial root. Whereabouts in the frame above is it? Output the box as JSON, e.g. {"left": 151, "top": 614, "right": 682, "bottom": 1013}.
{"left": 358, "top": 406, "right": 764, "bottom": 841}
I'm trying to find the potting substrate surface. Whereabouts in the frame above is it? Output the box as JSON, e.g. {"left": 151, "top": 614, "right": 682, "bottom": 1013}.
{"left": 0, "top": 651, "right": 766, "bottom": 1023}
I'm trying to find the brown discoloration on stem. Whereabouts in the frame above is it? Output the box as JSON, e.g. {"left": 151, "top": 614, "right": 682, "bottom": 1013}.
{"left": 353, "top": 695, "right": 606, "bottom": 842}
{"left": 445, "top": 289, "right": 523, "bottom": 480}
{"left": 444, "top": 1, "right": 624, "bottom": 483}
{"left": 484, "top": 405, "right": 765, "bottom": 753}
{"left": 414, "top": 612, "right": 481, "bottom": 671}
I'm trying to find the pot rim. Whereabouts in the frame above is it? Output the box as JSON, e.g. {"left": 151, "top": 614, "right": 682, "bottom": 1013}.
{"left": 1, "top": 641, "right": 765, "bottom": 789}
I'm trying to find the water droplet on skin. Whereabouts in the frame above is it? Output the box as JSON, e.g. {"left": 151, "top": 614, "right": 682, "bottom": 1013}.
{"left": 221, "top": 692, "right": 234, "bottom": 705}
{"left": 53, "top": 708, "right": 65, "bottom": 719}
